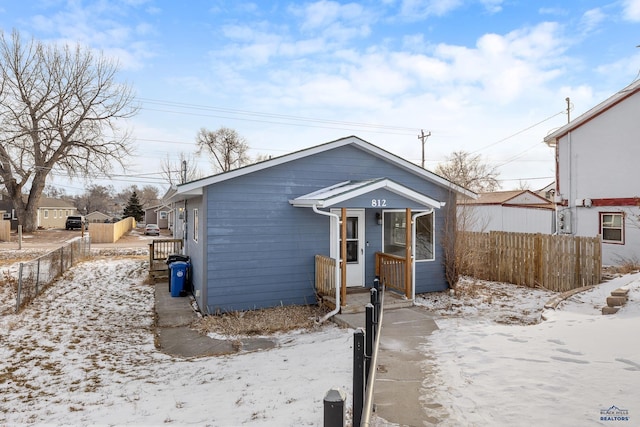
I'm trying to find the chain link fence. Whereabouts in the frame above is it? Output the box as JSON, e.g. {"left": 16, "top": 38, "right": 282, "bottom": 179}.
{"left": 15, "top": 235, "right": 91, "bottom": 312}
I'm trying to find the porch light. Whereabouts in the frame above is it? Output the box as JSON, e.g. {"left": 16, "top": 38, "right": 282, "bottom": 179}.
{"left": 376, "top": 212, "right": 382, "bottom": 225}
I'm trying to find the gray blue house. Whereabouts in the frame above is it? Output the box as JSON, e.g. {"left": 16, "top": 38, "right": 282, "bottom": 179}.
{"left": 170, "top": 136, "right": 474, "bottom": 315}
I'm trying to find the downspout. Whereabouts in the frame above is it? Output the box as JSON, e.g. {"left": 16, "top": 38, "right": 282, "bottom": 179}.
{"left": 312, "top": 204, "right": 342, "bottom": 323}
{"left": 411, "top": 209, "right": 434, "bottom": 301}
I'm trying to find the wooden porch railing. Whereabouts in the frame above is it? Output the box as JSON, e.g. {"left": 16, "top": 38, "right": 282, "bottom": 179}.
{"left": 148, "top": 239, "right": 184, "bottom": 275}
{"left": 315, "top": 254, "right": 336, "bottom": 298}
{"left": 375, "top": 252, "right": 410, "bottom": 298}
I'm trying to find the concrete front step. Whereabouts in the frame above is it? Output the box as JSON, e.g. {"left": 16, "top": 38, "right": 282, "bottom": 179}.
{"left": 611, "top": 288, "right": 629, "bottom": 297}
{"left": 606, "top": 295, "right": 628, "bottom": 307}
{"left": 602, "top": 287, "right": 631, "bottom": 315}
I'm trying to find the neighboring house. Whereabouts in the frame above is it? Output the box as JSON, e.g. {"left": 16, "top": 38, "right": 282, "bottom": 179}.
{"left": 459, "top": 190, "right": 555, "bottom": 234}
{"left": 0, "top": 197, "right": 19, "bottom": 231}
{"left": 544, "top": 78, "right": 640, "bottom": 265}
{"left": 144, "top": 204, "right": 171, "bottom": 229}
{"left": 36, "top": 197, "right": 78, "bottom": 229}
{"left": 170, "top": 136, "right": 474, "bottom": 314}
{"left": 0, "top": 194, "right": 78, "bottom": 229}
{"left": 86, "top": 211, "right": 113, "bottom": 223}
{"left": 537, "top": 182, "right": 556, "bottom": 202}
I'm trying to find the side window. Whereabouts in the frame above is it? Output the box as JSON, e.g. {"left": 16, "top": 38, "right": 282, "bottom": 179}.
{"left": 383, "top": 211, "right": 435, "bottom": 261}
{"left": 44, "top": 209, "right": 49, "bottom": 219}
{"left": 193, "top": 208, "right": 199, "bottom": 242}
{"left": 601, "top": 212, "right": 624, "bottom": 244}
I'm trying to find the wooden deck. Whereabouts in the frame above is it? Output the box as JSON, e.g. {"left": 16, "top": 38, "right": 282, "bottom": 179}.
{"left": 148, "top": 239, "right": 184, "bottom": 281}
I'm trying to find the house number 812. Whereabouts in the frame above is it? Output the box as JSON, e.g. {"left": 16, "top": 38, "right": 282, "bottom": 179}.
{"left": 371, "top": 199, "right": 387, "bottom": 207}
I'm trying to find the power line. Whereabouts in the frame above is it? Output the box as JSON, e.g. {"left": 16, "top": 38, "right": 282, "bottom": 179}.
{"left": 137, "top": 97, "right": 421, "bottom": 133}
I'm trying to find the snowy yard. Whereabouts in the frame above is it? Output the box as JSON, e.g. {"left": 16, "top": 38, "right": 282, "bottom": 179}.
{"left": 418, "top": 276, "right": 640, "bottom": 426}
{"left": 1, "top": 250, "right": 639, "bottom": 426}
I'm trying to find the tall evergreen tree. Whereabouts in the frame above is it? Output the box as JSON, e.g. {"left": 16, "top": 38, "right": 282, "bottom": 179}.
{"left": 122, "top": 191, "right": 144, "bottom": 222}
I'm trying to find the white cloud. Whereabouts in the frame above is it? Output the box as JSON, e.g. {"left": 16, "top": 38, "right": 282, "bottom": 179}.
{"left": 289, "top": 0, "right": 374, "bottom": 40}
{"left": 580, "top": 8, "right": 607, "bottom": 34}
{"left": 622, "top": 0, "right": 640, "bottom": 21}
{"left": 398, "top": 0, "right": 503, "bottom": 19}
{"left": 400, "top": 0, "right": 464, "bottom": 18}
{"left": 26, "top": 1, "right": 157, "bottom": 70}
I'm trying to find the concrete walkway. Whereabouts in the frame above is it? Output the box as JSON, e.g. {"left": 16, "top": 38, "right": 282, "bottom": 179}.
{"left": 154, "top": 280, "right": 442, "bottom": 425}
{"left": 335, "top": 307, "right": 441, "bottom": 426}
{"left": 154, "top": 281, "right": 276, "bottom": 358}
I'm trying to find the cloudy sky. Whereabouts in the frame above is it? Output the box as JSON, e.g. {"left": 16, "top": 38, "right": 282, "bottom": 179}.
{"left": 2, "top": 0, "right": 640, "bottom": 194}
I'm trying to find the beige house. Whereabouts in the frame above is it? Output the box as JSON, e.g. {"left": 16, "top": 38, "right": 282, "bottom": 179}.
{"left": 37, "top": 197, "right": 78, "bottom": 229}
{"left": 86, "top": 211, "right": 113, "bottom": 223}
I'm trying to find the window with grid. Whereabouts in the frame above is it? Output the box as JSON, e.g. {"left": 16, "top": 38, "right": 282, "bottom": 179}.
{"left": 601, "top": 212, "right": 624, "bottom": 244}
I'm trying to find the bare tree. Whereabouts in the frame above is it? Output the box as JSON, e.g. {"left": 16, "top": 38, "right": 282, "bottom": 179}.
{"left": 74, "top": 184, "right": 115, "bottom": 215}
{"left": 196, "top": 127, "right": 250, "bottom": 173}
{"left": 116, "top": 185, "right": 159, "bottom": 210}
{"left": 435, "top": 151, "right": 500, "bottom": 193}
{"left": 0, "top": 30, "right": 138, "bottom": 231}
{"left": 161, "top": 152, "right": 202, "bottom": 186}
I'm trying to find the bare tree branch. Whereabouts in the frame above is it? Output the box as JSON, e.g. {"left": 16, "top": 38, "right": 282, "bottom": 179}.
{"left": 0, "top": 30, "right": 139, "bottom": 231}
{"left": 196, "top": 127, "right": 250, "bottom": 173}
{"left": 435, "top": 151, "right": 500, "bottom": 193}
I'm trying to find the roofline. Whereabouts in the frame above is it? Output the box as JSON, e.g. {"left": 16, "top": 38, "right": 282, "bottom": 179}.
{"left": 173, "top": 136, "right": 476, "bottom": 200}
{"left": 544, "top": 79, "right": 640, "bottom": 146}
{"left": 290, "top": 178, "right": 446, "bottom": 209}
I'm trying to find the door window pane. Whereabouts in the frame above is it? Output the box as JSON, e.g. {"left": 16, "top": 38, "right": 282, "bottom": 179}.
{"left": 340, "top": 216, "right": 359, "bottom": 263}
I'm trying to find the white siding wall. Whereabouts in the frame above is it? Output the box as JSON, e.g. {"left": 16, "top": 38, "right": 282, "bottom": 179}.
{"left": 460, "top": 205, "right": 553, "bottom": 234}
{"left": 556, "top": 92, "right": 640, "bottom": 265}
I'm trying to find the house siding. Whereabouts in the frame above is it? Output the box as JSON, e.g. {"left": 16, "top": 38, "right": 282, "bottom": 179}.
{"left": 464, "top": 205, "right": 554, "bottom": 234}
{"left": 555, "top": 91, "right": 640, "bottom": 265}
{"left": 184, "top": 197, "right": 207, "bottom": 310}
{"left": 201, "top": 144, "right": 455, "bottom": 313}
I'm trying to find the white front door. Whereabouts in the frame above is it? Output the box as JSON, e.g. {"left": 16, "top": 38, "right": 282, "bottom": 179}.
{"left": 331, "top": 209, "right": 365, "bottom": 287}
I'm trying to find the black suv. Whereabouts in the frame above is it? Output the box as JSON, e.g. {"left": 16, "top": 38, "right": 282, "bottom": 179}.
{"left": 65, "top": 215, "right": 86, "bottom": 230}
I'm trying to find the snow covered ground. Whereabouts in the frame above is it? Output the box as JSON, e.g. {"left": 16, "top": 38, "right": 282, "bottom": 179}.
{"left": 417, "top": 275, "right": 640, "bottom": 426}
{"left": 1, "top": 251, "right": 639, "bottom": 426}
{"left": 0, "top": 255, "right": 353, "bottom": 426}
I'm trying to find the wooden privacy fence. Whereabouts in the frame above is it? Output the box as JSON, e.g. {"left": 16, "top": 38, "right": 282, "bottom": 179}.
{"left": 459, "top": 231, "right": 602, "bottom": 292}
{"left": 0, "top": 220, "right": 10, "bottom": 241}
{"left": 89, "top": 217, "right": 136, "bottom": 243}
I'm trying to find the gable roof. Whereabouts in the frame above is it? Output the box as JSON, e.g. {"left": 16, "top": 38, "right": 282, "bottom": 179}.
{"left": 461, "top": 190, "right": 553, "bottom": 208}
{"left": 544, "top": 79, "right": 640, "bottom": 146}
{"left": 173, "top": 136, "right": 476, "bottom": 200}
{"left": 289, "top": 178, "right": 446, "bottom": 209}
{"left": 37, "top": 197, "right": 76, "bottom": 209}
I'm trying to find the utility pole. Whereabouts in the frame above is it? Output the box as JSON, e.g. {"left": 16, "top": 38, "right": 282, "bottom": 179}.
{"left": 566, "top": 97, "right": 571, "bottom": 123}
{"left": 181, "top": 160, "right": 187, "bottom": 184}
{"left": 418, "top": 130, "right": 431, "bottom": 168}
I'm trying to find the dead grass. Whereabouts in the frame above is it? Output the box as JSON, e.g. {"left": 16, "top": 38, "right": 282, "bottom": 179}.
{"left": 194, "top": 304, "right": 330, "bottom": 337}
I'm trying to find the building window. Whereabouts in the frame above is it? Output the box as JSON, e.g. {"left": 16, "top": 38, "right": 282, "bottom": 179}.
{"left": 159, "top": 211, "right": 168, "bottom": 220}
{"left": 44, "top": 209, "right": 49, "bottom": 219}
{"left": 383, "top": 211, "right": 434, "bottom": 261}
{"left": 53, "top": 210, "right": 57, "bottom": 218}
{"left": 601, "top": 212, "right": 624, "bottom": 244}
{"left": 193, "top": 208, "right": 199, "bottom": 242}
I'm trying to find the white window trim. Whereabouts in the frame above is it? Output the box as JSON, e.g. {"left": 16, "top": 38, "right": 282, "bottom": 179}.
{"left": 601, "top": 212, "right": 624, "bottom": 245}
{"left": 193, "top": 208, "right": 199, "bottom": 243}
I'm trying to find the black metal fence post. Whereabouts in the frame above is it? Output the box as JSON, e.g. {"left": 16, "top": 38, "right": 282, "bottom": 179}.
{"left": 323, "top": 388, "right": 346, "bottom": 427}
{"left": 353, "top": 329, "right": 365, "bottom": 427}
{"left": 365, "top": 303, "right": 374, "bottom": 382}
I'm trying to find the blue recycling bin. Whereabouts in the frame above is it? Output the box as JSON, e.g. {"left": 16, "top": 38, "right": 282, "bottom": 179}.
{"left": 169, "top": 261, "right": 189, "bottom": 297}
